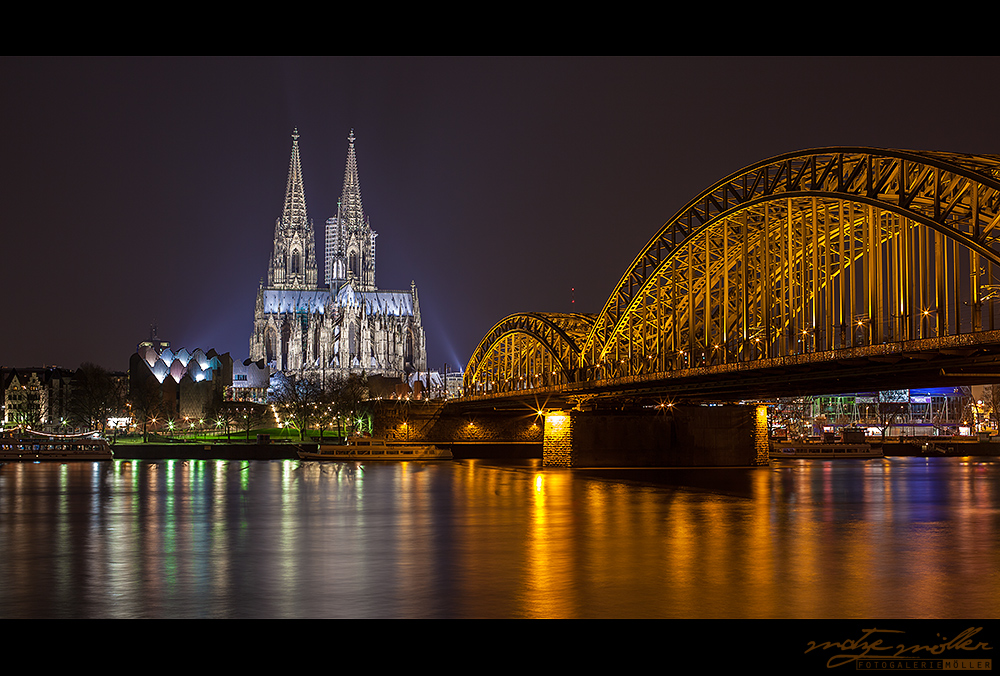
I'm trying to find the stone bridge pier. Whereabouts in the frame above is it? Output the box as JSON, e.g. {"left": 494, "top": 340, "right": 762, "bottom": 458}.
{"left": 541, "top": 404, "right": 769, "bottom": 468}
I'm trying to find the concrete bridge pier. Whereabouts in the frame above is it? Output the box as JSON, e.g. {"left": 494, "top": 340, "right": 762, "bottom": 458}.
{"left": 542, "top": 404, "right": 769, "bottom": 468}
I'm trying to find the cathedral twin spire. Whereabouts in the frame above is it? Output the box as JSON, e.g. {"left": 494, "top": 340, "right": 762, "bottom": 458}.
{"left": 339, "top": 129, "right": 365, "bottom": 231}
{"left": 268, "top": 128, "right": 317, "bottom": 289}
{"left": 268, "top": 128, "right": 376, "bottom": 292}
{"left": 282, "top": 128, "right": 310, "bottom": 233}
{"left": 330, "top": 129, "right": 377, "bottom": 290}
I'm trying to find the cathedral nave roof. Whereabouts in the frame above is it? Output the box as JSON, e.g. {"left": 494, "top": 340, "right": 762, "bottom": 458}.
{"left": 263, "top": 285, "right": 416, "bottom": 318}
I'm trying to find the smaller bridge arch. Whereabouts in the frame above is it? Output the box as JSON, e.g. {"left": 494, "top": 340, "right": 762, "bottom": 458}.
{"left": 464, "top": 313, "right": 595, "bottom": 395}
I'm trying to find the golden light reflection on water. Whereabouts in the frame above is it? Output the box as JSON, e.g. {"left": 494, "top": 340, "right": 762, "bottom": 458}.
{"left": 524, "top": 470, "right": 574, "bottom": 618}
{"left": 1, "top": 457, "right": 1000, "bottom": 617}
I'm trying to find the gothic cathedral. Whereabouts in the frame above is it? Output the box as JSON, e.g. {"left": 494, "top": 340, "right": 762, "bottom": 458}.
{"left": 249, "top": 130, "right": 426, "bottom": 378}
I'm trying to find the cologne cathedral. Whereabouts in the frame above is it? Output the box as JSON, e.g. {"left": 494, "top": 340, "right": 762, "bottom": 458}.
{"left": 249, "top": 130, "right": 426, "bottom": 378}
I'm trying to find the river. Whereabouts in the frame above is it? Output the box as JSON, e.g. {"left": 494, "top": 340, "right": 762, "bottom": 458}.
{"left": 1, "top": 456, "right": 998, "bottom": 619}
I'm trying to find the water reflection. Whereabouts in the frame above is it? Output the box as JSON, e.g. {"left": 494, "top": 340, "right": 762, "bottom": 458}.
{"left": 0, "top": 457, "right": 998, "bottom": 618}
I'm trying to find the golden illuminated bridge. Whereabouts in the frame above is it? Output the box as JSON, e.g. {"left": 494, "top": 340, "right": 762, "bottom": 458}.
{"left": 464, "top": 147, "right": 1000, "bottom": 407}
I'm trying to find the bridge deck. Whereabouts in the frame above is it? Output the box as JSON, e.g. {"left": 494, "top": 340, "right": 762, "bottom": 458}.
{"left": 461, "top": 329, "right": 1000, "bottom": 406}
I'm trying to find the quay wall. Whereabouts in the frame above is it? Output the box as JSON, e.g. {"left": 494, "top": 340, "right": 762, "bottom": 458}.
{"left": 114, "top": 444, "right": 303, "bottom": 460}
{"left": 881, "top": 439, "right": 1000, "bottom": 457}
{"left": 372, "top": 401, "right": 544, "bottom": 445}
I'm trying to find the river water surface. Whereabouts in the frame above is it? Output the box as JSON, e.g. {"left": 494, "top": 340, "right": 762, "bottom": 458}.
{"left": 1, "top": 456, "right": 998, "bottom": 618}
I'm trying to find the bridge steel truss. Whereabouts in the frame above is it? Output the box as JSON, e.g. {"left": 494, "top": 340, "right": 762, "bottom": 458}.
{"left": 465, "top": 148, "right": 1000, "bottom": 397}
{"left": 465, "top": 313, "right": 594, "bottom": 395}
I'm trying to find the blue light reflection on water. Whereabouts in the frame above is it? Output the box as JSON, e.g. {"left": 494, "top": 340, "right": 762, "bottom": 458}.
{"left": 0, "top": 456, "right": 999, "bottom": 618}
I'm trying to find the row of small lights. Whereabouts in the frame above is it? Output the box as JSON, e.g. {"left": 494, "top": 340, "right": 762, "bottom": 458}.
{"left": 469, "top": 312, "right": 945, "bottom": 391}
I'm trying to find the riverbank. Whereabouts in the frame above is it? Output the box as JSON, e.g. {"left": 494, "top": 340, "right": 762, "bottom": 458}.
{"left": 112, "top": 443, "right": 306, "bottom": 460}
{"left": 110, "top": 440, "right": 541, "bottom": 461}
{"left": 98, "top": 440, "right": 1000, "bottom": 461}
{"left": 113, "top": 440, "right": 1000, "bottom": 462}
{"left": 880, "top": 438, "right": 1000, "bottom": 457}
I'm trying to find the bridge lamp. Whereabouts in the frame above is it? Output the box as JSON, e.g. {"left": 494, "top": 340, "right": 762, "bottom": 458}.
{"left": 544, "top": 410, "right": 569, "bottom": 427}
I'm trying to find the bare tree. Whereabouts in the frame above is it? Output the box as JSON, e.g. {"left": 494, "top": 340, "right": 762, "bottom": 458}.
{"left": 68, "top": 363, "right": 125, "bottom": 436}
{"left": 236, "top": 402, "right": 269, "bottom": 442}
{"left": 129, "top": 375, "right": 163, "bottom": 443}
{"left": 268, "top": 373, "right": 324, "bottom": 441}
{"left": 770, "top": 397, "right": 812, "bottom": 438}
{"left": 329, "top": 372, "right": 370, "bottom": 438}
{"left": 983, "top": 385, "right": 1000, "bottom": 432}
{"left": 313, "top": 384, "right": 337, "bottom": 442}
{"left": 209, "top": 396, "right": 270, "bottom": 442}
{"left": 872, "top": 389, "right": 909, "bottom": 442}
{"left": 206, "top": 391, "right": 237, "bottom": 441}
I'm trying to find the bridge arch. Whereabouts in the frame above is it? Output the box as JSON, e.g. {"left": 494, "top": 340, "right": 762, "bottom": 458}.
{"left": 581, "top": 147, "right": 1000, "bottom": 379}
{"left": 464, "top": 313, "right": 595, "bottom": 395}
{"left": 465, "top": 147, "right": 1000, "bottom": 395}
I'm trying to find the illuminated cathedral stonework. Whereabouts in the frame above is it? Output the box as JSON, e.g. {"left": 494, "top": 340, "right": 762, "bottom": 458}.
{"left": 250, "top": 130, "right": 426, "bottom": 378}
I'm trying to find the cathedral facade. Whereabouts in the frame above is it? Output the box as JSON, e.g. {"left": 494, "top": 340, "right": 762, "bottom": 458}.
{"left": 249, "top": 130, "right": 426, "bottom": 378}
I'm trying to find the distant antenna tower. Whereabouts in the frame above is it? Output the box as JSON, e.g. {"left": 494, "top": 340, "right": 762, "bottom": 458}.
{"left": 571, "top": 287, "right": 575, "bottom": 309}
{"left": 150, "top": 321, "right": 159, "bottom": 341}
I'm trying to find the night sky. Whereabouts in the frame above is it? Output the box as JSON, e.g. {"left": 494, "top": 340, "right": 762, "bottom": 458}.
{"left": 3, "top": 56, "right": 999, "bottom": 374}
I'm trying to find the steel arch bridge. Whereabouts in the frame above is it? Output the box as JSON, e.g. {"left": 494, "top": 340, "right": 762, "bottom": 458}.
{"left": 464, "top": 147, "right": 1000, "bottom": 399}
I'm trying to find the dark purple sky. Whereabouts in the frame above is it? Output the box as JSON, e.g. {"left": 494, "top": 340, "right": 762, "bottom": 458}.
{"left": 2, "top": 56, "right": 999, "bottom": 373}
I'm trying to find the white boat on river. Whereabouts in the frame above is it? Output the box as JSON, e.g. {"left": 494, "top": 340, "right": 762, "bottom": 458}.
{"left": 0, "top": 434, "right": 114, "bottom": 461}
{"left": 770, "top": 440, "right": 882, "bottom": 459}
{"left": 298, "top": 437, "right": 453, "bottom": 461}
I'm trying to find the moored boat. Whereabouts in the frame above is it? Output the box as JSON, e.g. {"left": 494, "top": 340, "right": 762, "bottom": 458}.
{"left": 770, "top": 440, "right": 881, "bottom": 459}
{"left": 0, "top": 433, "right": 114, "bottom": 461}
{"left": 298, "top": 437, "right": 453, "bottom": 461}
